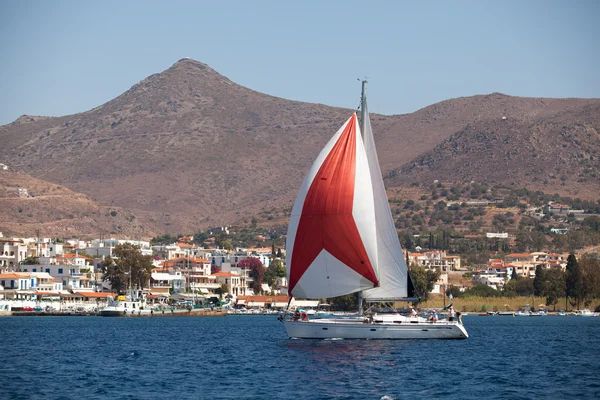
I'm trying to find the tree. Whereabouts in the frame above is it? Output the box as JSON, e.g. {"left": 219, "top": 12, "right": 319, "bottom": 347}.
{"left": 503, "top": 279, "right": 517, "bottom": 297}
{"left": 515, "top": 278, "right": 534, "bottom": 297}
{"left": 328, "top": 292, "right": 358, "bottom": 311}
{"left": 582, "top": 216, "right": 600, "bottom": 232}
{"left": 215, "top": 283, "right": 228, "bottom": 299}
{"left": 463, "top": 283, "right": 499, "bottom": 297}
{"left": 264, "top": 259, "right": 286, "bottom": 287}
{"left": 579, "top": 255, "right": 600, "bottom": 307}
{"left": 533, "top": 265, "right": 545, "bottom": 296}
{"left": 565, "top": 254, "right": 583, "bottom": 309}
{"left": 20, "top": 256, "right": 39, "bottom": 265}
{"left": 239, "top": 257, "right": 265, "bottom": 295}
{"left": 543, "top": 268, "right": 566, "bottom": 311}
{"left": 151, "top": 234, "right": 178, "bottom": 245}
{"left": 408, "top": 265, "right": 440, "bottom": 303}
{"left": 446, "top": 285, "right": 462, "bottom": 299}
{"left": 511, "top": 267, "right": 519, "bottom": 281}
{"left": 100, "top": 255, "right": 126, "bottom": 293}
{"left": 100, "top": 244, "right": 154, "bottom": 293}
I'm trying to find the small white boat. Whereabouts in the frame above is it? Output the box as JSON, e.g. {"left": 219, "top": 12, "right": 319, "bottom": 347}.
{"left": 575, "top": 309, "right": 598, "bottom": 317}
{"left": 281, "top": 82, "right": 468, "bottom": 340}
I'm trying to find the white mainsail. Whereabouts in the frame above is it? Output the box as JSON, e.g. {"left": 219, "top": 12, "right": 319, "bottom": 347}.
{"left": 360, "top": 92, "right": 409, "bottom": 301}
{"left": 286, "top": 114, "right": 380, "bottom": 299}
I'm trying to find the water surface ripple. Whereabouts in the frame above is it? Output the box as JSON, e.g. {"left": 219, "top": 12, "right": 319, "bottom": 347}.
{"left": 1, "top": 315, "right": 599, "bottom": 399}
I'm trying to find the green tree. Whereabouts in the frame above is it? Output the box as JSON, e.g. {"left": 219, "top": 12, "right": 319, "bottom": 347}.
{"left": 446, "top": 285, "right": 462, "bottom": 299}
{"left": 463, "top": 283, "right": 499, "bottom": 297}
{"left": 565, "top": 254, "right": 583, "bottom": 309}
{"left": 582, "top": 216, "right": 600, "bottom": 232}
{"left": 515, "top": 278, "right": 534, "bottom": 296}
{"left": 511, "top": 267, "right": 519, "bottom": 281}
{"left": 264, "top": 259, "right": 286, "bottom": 287}
{"left": 328, "top": 292, "right": 358, "bottom": 311}
{"left": 543, "top": 268, "right": 566, "bottom": 311}
{"left": 100, "top": 244, "right": 154, "bottom": 293}
{"left": 503, "top": 279, "right": 516, "bottom": 297}
{"left": 100, "top": 255, "right": 126, "bottom": 293}
{"left": 215, "top": 283, "right": 228, "bottom": 299}
{"left": 220, "top": 240, "right": 233, "bottom": 250}
{"left": 580, "top": 256, "right": 600, "bottom": 307}
{"left": 150, "top": 234, "right": 178, "bottom": 245}
{"left": 533, "top": 265, "right": 545, "bottom": 296}
{"left": 20, "top": 256, "right": 39, "bottom": 265}
{"left": 408, "top": 265, "right": 440, "bottom": 303}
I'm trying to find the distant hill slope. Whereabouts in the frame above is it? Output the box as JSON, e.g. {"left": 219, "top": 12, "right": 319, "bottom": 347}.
{"left": 0, "top": 170, "right": 150, "bottom": 238}
{"left": 1, "top": 58, "right": 599, "bottom": 236}
{"left": 388, "top": 100, "right": 600, "bottom": 200}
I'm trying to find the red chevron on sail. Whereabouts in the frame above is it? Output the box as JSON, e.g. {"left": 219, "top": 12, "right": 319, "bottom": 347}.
{"left": 288, "top": 114, "right": 378, "bottom": 293}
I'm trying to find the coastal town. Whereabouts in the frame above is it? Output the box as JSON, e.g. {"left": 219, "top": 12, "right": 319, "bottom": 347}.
{"left": 0, "top": 230, "right": 593, "bottom": 316}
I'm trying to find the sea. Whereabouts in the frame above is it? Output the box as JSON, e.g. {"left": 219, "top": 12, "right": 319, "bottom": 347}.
{"left": 1, "top": 315, "right": 599, "bottom": 400}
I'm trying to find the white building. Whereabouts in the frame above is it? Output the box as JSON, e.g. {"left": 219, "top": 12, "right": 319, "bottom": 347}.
{"left": 0, "top": 238, "right": 28, "bottom": 271}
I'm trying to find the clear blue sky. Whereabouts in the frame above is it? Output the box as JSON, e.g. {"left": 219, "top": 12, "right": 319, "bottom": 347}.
{"left": 1, "top": 0, "right": 599, "bottom": 125}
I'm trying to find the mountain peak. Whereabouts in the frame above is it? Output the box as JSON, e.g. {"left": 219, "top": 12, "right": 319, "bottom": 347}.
{"left": 171, "top": 57, "right": 213, "bottom": 72}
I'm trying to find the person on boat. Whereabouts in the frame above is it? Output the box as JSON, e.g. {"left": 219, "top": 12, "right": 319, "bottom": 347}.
{"left": 292, "top": 310, "right": 300, "bottom": 321}
{"left": 427, "top": 311, "right": 434, "bottom": 322}
{"left": 431, "top": 311, "right": 439, "bottom": 322}
{"left": 410, "top": 306, "right": 418, "bottom": 318}
{"left": 457, "top": 311, "right": 463, "bottom": 324}
{"left": 300, "top": 311, "right": 308, "bottom": 321}
{"left": 448, "top": 305, "right": 455, "bottom": 322}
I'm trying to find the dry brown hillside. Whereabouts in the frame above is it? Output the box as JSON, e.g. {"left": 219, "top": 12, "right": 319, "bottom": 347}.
{"left": 1, "top": 58, "right": 599, "bottom": 236}
{"left": 0, "top": 170, "right": 151, "bottom": 238}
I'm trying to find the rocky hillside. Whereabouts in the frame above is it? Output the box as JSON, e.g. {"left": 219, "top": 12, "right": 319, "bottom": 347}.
{"left": 0, "top": 169, "right": 149, "bottom": 237}
{"left": 1, "top": 59, "right": 598, "bottom": 236}
{"left": 389, "top": 99, "right": 600, "bottom": 200}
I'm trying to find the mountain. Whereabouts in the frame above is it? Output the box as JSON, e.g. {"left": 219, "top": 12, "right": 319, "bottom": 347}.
{"left": 1, "top": 58, "right": 599, "bottom": 237}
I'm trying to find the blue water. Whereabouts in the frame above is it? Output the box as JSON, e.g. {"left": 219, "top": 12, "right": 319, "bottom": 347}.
{"left": 1, "top": 315, "right": 599, "bottom": 399}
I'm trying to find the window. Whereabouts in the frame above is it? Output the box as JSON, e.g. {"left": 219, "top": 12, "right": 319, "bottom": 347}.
{"left": 23, "top": 268, "right": 28, "bottom": 272}
{"left": 10, "top": 280, "right": 14, "bottom": 288}
{"left": 32, "top": 268, "right": 37, "bottom": 272}
{"left": 45, "top": 268, "right": 50, "bottom": 273}
{"left": 58, "top": 268, "right": 63, "bottom": 274}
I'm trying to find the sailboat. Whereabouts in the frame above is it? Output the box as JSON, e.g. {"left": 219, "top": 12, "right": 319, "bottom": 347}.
{"left": 281, "top": 81, "right": 468, "bottom": 339}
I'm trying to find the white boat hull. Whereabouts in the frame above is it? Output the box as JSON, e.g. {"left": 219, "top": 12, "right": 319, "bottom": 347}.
{"left": 283, "top": 319, "right": 468, "bottom": 340}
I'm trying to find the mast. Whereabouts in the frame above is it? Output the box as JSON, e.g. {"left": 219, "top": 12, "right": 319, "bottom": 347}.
{"left": 358, "top": 79, "right": 367, "bottom": 316}
{"left": 360, "top": 80, "right": 368, "bottom": 137}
